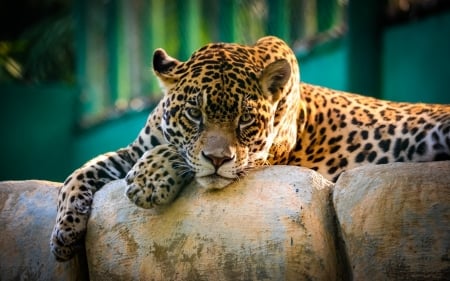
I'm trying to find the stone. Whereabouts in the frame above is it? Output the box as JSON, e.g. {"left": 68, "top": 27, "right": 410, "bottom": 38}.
{"left": 0, "top": 180, "right": 89, "bottom": 281}
{"left": 3, "top": 162, "right": 448, "bottom": 280}
{"left": 85, "top": 166, "right": 340, "bottom": 281}
{"left": 333, "top": 161, "right": 450, "bottom": 280}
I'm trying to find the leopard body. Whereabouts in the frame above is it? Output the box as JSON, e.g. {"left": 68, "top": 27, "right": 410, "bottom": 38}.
{"left": 51, "top": 36, "right": 450, "bottom": 261}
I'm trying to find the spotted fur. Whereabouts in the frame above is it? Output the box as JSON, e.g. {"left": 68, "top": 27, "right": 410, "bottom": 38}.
{"left": 51, "top": 36, "right": 450, "bottom": 261}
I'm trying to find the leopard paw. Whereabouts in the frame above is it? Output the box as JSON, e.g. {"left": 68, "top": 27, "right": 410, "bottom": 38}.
{"left": 125, "top": 144, "right": 194, "bottom": 208}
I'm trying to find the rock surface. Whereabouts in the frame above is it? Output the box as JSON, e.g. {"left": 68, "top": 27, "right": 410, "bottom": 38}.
{"left": 333, "top": 161, "right": 450, "bottom": 280}
{"left": 0, "top": 161, "right": 449, "bottom": 281}
{"left": 0, "top": 180, "right": 89, "bottom": 281}
{"left": 86, "top": 166, "right": 339, "bottom": 281}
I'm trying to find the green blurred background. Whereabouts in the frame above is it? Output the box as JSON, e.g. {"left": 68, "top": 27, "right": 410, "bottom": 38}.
{"left": 1, "top": 0, "right": 450, "bottom": 182}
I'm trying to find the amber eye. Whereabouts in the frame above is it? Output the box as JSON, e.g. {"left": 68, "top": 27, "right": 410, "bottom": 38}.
{"left": 186, "top": 108, "right": 202, "bottom": 123}
{"left": 239, "top": 113, "right": 255, "bottom": 127}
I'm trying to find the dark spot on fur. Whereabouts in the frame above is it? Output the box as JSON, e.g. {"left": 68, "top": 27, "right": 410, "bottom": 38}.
{"left": 376, "top": 157, "right": 389, "bottom": 164}
{"left": 415, "top": 131, "right": 426, "bottom": 142}
{"left": 360, "top": 130, "right": 369, "bottom": 140}
{"left": 393, "top": 138, "right": 409, "bottom": 158}
{"left": 326, "top": 158, "right": 335, "bottom": 166}
{"left": 313, "top": 156, "right": 325, "bottom": 163}
{"left": 378, "top": 139, "right": 391, "bottom": 153}
{"left": 151, "top": 136, "right": 160, "bottom": 147}
{"left": 388, "top": 124, "right": 396, "bottom": 135}
{"left": 407, "top": 145, "right": 416, "bottom": 160}
{"left": 339, "top": 158, "right": 348, "bottom": 168}
{"left": 330, "top": 145, "right": 341, "bottom": 153}
{"left": 347, "top": 143, "right": 361, "bottom": 153}
{"left": 434, "top": 153, "right": 450, "bottom": 161}
{"left": 416, "top": 141, "right": 427, "bottom": 155}
{"left": 374, "top": 127, "right": 382, "bottom": 140}
{"left": 346, "top": 131, "right": 358, "bottom": 144}
{"left": 355, "top": 152, "right": 365, "bottom": 163}
{"left": 367, "top": 151, "right": 377, "bottom": 162}
{"left": 328, "top": 166, "right": 338, "bottom": 174}
{"left": 328, "top": 135, "right": 343, "bottom": 145}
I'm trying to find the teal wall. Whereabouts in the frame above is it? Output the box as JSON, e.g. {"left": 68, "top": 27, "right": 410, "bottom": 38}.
{"left": 0, "top": 85, "right": 78, "bottom": 182}
{"left": 300, "top": 40, "right": 348, "bottom": 91}
{"left": 300, "top": 10, "right": 450, "bottom": 106}
{"left": 381, "top": 11, "right": 450, "bottom": 103}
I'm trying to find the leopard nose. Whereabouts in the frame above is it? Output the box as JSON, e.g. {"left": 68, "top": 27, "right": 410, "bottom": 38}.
{"left": 202, "top": 151, "right": 234, "bottom": 169}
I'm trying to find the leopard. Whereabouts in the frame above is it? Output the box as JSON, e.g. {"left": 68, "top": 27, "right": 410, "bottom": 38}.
{"left": 51, "top": 36, "right": 450, "bottom": 261}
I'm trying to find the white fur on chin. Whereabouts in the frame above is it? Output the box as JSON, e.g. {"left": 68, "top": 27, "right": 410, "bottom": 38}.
{"left": 195, "top": 175, "right": 235, "bottom": 190}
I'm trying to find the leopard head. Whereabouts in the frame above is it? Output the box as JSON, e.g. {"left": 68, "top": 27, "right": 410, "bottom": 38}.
{"left": 153, "top": 36, "right": 301, "bottom": 189}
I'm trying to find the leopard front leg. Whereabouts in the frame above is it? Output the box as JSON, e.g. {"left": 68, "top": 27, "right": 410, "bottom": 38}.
{"left": 51, "top": 150, "right": 136, "bottom": 261}
{"left": 50, "top": 170, "right": 96, "bottom": 261}
{"left": 125, "top": 144, "right": 194, "bottom": 209}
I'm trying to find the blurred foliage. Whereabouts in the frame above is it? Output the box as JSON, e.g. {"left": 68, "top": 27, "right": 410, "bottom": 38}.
{"left": 0, "top": 0, "right": 75, "bottom": 84}
{"left": 1, "top": 0, "right": 448, "bottom": 85}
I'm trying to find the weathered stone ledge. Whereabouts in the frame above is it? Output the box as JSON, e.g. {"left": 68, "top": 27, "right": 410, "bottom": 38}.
{"left": 1, "top": 161, "right": 449, "bottom": 280}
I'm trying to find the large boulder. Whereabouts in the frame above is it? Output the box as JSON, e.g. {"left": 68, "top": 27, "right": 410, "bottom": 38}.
{"left": 1, "top": 161, "right": 448, "bottom": 280}
{"left": 85, "top": 166, "right": 340, "bottom": 281}
{"left": 333, "top": 161, "right": 450, "bottom": 280}
{"left": 0, "top": 180, "right": 89, "bottom": 281}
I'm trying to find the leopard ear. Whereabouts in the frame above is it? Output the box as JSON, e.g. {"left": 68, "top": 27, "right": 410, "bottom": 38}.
{"left": 259, "top": 59, "right": 291, "bottom": 100}
{"left": 153, "top": 48, "right": 181, "bottom": 91}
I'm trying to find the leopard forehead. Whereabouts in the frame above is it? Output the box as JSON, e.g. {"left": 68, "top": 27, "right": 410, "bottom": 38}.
{"left": 164, "top": 38, "right": 299, "bottom": 121}
{"left": 177, "top": 44, "right": 262, "bottom": 120}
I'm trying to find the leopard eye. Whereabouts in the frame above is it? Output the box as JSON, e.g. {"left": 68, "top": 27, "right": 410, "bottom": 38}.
{"left": 239, "top": 113, "right": 255, "bottom": 128}
{"left": 186, "top": 108, "right": 202, "bottom": 123}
